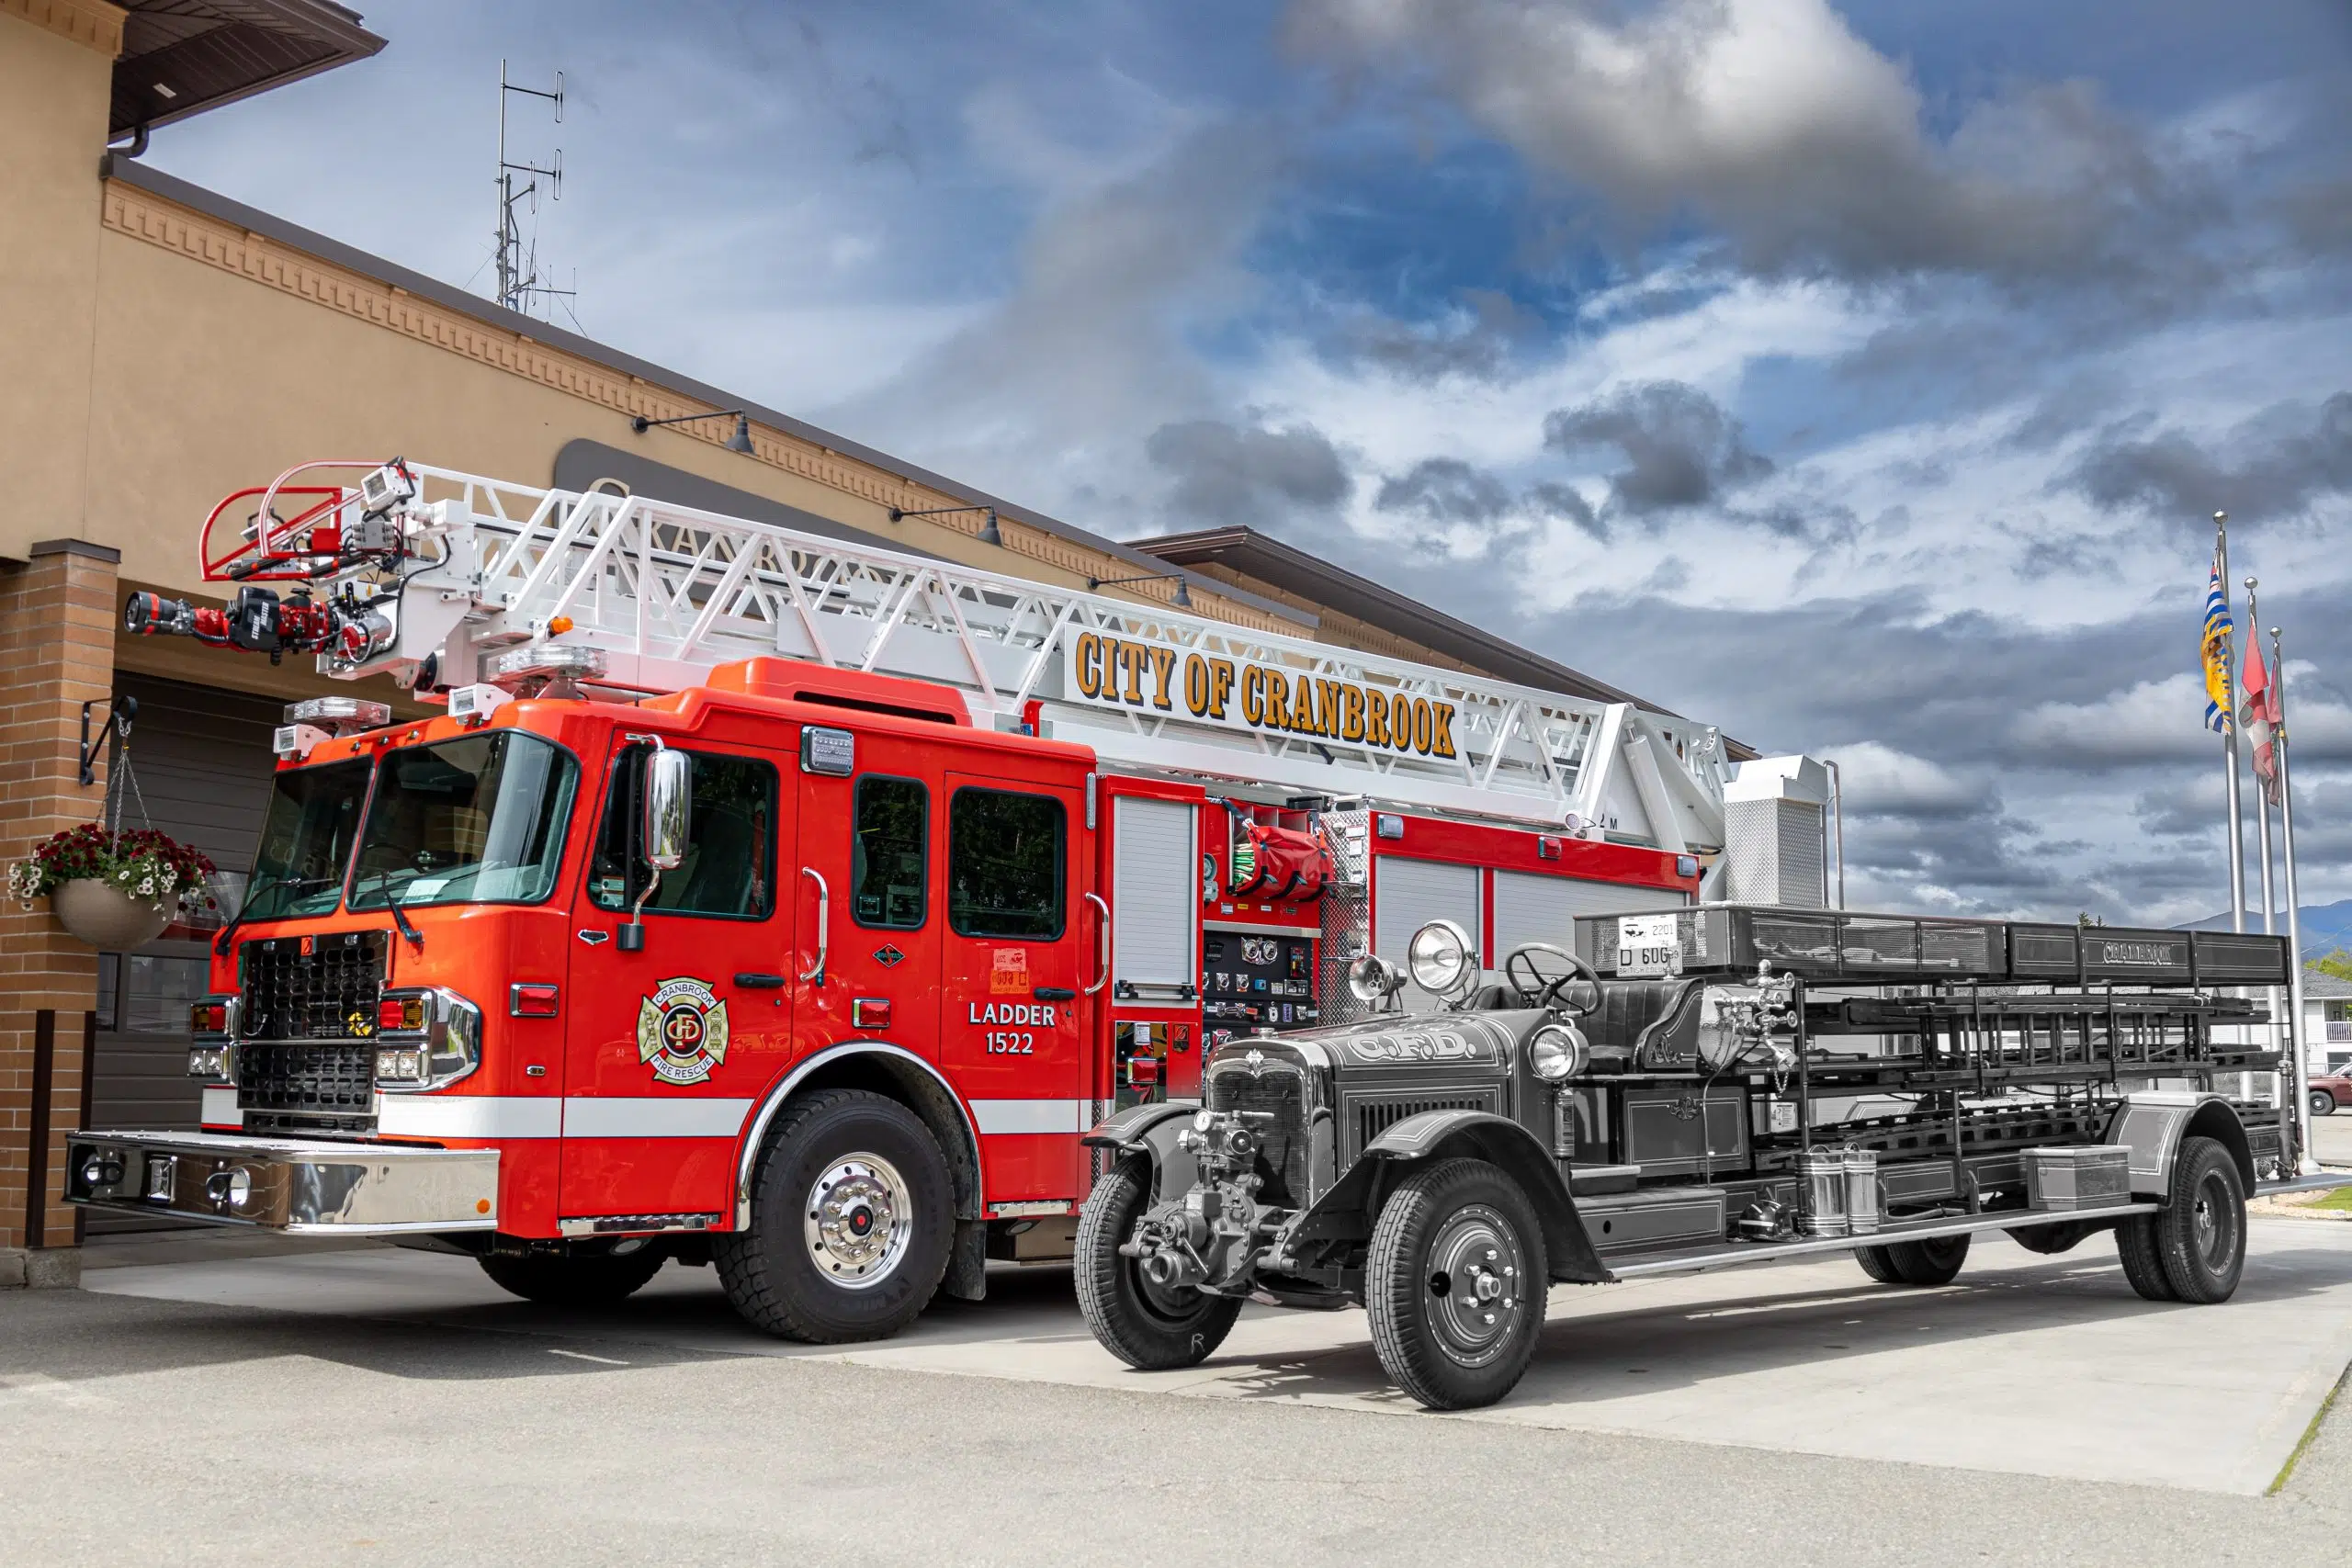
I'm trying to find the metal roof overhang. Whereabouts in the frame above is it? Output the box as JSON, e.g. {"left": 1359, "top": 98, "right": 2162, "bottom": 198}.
{"left": 111, "top": 2, "right": 387, "bottom": 141}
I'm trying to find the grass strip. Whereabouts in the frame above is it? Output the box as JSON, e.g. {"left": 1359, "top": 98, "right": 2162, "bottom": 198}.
{"left": 2269, "top": 1360, "right": 2351, "bottom": 1495}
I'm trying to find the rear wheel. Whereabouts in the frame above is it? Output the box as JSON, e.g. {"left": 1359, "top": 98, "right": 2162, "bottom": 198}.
{"left": 2311, "top": 1089, "right": 2335, "bottom": 1118}
{"left": 1853, "top": 1245, "right": 1905, "bottom": 1284}
{"left": 479, "top": 1248, "right": 664, "bottom": 1305}
{"left": 2116, "top": 1213, "right": 2177, "bottom": 1301}
{"left": 1366, "top": 1158, "right": 1548, "bottom": 1411}
{"left": 715, "top": 1089, "right": 953, "bottom": 1343}
{"left": 2152, "top": 1134, "right": 2246, "bottom": 1304}
{"left": 1886, "top": 1233, "right": 1970, "bottom": 1286}
{"left": 1074, "top": 1155, "right": 1241, "bottom": 1370}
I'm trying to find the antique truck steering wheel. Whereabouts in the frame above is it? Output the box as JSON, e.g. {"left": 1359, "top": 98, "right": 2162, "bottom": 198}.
{"left": 1504, "top": 942, "right": 1602, "bottom": 1017}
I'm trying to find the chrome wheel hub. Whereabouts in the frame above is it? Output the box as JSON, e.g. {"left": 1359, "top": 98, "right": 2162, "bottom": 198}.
{"left": 1423, "top": 1204, "right": 1524, "bottom": 1369}
{"left": 805, "top": 1154, "right": 911, "bottom": 1290}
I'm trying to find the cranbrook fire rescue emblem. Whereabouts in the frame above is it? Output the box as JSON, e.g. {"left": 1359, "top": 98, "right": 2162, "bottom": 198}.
{"left": 638, "top": 976, "right": 730, "bottom": 1086}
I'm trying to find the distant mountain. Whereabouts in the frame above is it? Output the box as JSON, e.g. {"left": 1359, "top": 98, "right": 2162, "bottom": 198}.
{"left": 2181, "top": 898, "right": 2352, "bottom": 959}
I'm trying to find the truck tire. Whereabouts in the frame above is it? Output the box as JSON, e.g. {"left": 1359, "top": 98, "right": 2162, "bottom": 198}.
{"left": 479, "top": 1249, "right": 665, "bottom": 1305}
{"left": 1367, "top": 1157, "right": 1548, "bottom": 1411}
{"left": 2151, "top": 1134, "right": 2246, "bottom": 1304}
{"left": 1074, "top": 1154, "right": 1241, "bottom": 1371}
{"left": 1853, "top": 1245, "right": 1905, "bottom": 1283}
{"left": 2115, "top": 1213, "right": 2177, "bottom": 1301}
{"left": 716, "top": 1089, "right": 953, "bottom": 1343}
{"left": 1886, "top": 1233, "right": 1970, "bottom": 1286}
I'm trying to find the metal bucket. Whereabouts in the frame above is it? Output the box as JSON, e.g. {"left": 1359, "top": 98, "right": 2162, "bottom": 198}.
{"left": 1795, "top": 1149, "right": 1849, "bottom": 1236}
{"left": 1844, "top": 1147, "right": 1881, "bottom": 1235}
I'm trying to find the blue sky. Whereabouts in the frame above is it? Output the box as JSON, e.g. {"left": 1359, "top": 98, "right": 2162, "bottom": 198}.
{"left": 143, "top": 0, "right": 2352, "bottom": 925}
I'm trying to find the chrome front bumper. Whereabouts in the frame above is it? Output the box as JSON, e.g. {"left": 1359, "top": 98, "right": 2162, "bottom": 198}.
{"left": 64, "top": 1130, "right": 500, "bottom": 1235}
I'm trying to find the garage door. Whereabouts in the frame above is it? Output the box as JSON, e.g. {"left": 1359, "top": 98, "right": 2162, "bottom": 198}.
{"left": 1374, "top": 855, "right": 1482, "bottom": 1010}
{"left": 84, "top": 676, "right": 281, "bottom": 1231}
{"left": 1490, "top": 869, "right": 1687, "bottom": 958}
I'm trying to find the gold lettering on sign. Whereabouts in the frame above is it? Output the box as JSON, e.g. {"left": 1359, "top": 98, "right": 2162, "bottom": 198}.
{"left": 1061, "top": 637, "right": 1456, "bottom": 756}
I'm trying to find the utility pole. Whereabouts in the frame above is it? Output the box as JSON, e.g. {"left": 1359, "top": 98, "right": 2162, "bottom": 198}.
{"left": 495, "top": 61, "right": 573, "bottom": 318}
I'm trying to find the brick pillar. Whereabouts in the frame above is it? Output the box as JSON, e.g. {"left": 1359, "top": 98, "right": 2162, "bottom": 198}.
{"left": 0, "top": 538, "right": 119, "bottom": 1257}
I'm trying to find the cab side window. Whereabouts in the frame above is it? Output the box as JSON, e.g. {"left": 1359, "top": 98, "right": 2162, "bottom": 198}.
{"left": 590, "top": 747, "right": 776, "bottom": 919}
{"left": 948, "top": 787, "right": 1065, "bottom": 939}
{"left": 852, "top": 776, "right": 927, "bottom": 930}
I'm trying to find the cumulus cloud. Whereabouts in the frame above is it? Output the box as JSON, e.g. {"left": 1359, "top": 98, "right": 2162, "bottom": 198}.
{"left": 2015, "top": 669, "right": 2352, "bottom": 768}
{"left": 1286, "top": 0, "right": 2201, "bottom": 284}
{"left": 1821, "top": 741, "right": 1996, "bottom": 818}
{"left": 2068, "top": 391, "right": 2352, "bottom": 523}
{"left": 1544, "top": 380, "right": 1772, "bottom": 515}
{"left": 1146, "top": 416, "right": 1351, "bottom": 528}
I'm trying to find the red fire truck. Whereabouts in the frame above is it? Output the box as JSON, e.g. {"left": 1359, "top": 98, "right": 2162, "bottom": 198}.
{"left": 67, "top": 460, "right": 1719, "bottom": 1342}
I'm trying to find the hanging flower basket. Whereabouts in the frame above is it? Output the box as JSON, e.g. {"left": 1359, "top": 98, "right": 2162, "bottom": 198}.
{"left": 8, "top": 825, "right": 217, "bottom": 951}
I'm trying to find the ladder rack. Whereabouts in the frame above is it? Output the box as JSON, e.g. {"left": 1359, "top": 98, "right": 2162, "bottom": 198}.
{"left": 259, "top": 462, "right": 1733, "bottom": 846}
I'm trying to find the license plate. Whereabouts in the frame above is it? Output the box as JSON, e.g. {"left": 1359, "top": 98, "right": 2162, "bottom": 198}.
{"left": 1616, "top": 914, "right": 1682, "bottom": 977}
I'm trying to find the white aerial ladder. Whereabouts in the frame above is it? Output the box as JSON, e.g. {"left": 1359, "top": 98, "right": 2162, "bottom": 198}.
{"left": 159, "top": 459, "right": 1734, "bottom": 853}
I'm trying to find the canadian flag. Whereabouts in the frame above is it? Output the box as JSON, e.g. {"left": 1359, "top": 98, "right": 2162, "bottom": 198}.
{"left": 2241, "top": 637, "right": 2282, "bottom": 807}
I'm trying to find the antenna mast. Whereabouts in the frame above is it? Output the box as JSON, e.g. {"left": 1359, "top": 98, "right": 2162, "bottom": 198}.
{"left": 494, "top": 59, "right": 574, "bottom": 319}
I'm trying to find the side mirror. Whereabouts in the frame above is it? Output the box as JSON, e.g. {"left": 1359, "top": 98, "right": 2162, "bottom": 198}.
{"left": 644, "top": 748, "right": 692, "bottom": 871}
{"left": 620, "top": 746, "right": 691, "bottom": 953}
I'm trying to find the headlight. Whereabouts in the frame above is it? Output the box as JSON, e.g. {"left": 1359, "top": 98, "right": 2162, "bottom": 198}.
{"left": 1529, "top": 1022, "right": 1586, "bottom": 1082}
{"left": 376, "top": 1047, "right": 427, "bottom": 1085}
{"left": 1407, "top": 919, "right": 1476, "bottom": 997}
{"left": 372, "top": 987, "right": 482, "bottom": 1091}
{"left": 187, "top": 1045, "right": 234, "bottom": 1083}
{"left": 1347, "top": 953, "right": 1405, "bottom": 1005}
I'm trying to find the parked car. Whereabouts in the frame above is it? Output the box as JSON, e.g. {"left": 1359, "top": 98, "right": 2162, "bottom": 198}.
{"left": 2309, "top": 1073, "right": 2352, "bottom": 1116}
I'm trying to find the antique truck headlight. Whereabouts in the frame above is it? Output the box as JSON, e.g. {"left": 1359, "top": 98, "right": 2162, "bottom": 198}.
{"left": 1408, "top": 919, "right": 1476, "bottom": 998}
{"left": 372, "top": 987, "right": 482, "bottom": 1091}
{"left": 1347, "top": 952, "right": 1407, "bottom": 1006}
{"left": 1529, "top": 1022, "right": 1587, "bottom": 1082}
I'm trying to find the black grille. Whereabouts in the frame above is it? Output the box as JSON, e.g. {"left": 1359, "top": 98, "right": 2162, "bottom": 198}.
{"left": 239, "top": 931, "right": 386, "bottom": 1042}
{"left": 237, "top": 1041, "right": 379, "bottom": 1119}
{"left": 1206, "top": 1067, "right": 1310, "bottom": 1208}
{"left": 1351, "top": 1096, "right": 1489, "bottom": 1162}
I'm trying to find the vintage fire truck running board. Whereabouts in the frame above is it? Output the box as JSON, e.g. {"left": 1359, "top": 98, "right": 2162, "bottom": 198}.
{"left": 1608, "top": 1172, "right": 2352, "bottom": 1280}
{"left": 64, "top": 1129, "right": 500, "bottom": 1235}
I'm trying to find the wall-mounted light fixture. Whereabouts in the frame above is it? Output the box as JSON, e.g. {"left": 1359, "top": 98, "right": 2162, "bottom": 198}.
{"left": 628, "top": 409, "right": 756, "bottom": 455}
{"left": 888, "top": 502, "right": 1003, "bottom": 547}
{"left": 1087, "top": 570, "right": 1193, "bottom": 609}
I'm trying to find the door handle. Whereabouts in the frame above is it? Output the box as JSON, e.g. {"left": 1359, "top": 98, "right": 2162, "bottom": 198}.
{"left": 1033, "top": 987, "right": 1077, "bottom": 1002}
{"left": 799, "top": 866, "right": 829, "bottom": 985}
{"left": 734, "top": 973, "right": 787, "bottom": 989}
{"left": 1082, "top": 891, "right": 1110, "bottom": 996}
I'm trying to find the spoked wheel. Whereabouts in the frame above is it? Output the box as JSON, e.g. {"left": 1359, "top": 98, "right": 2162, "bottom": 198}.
{"left": 716, "top": 1089, "right": 952, "bottom": 1343}
{"left": 1075, "top": 1155, "right": 1241, "bottom": 1371}
{"left": 1367, "top": 1158, "right": 1547, "bottom": 1411}
{"left": 479, "top": 1247, "right": 665, "bottom": 1305}
{"left": 2150, "top": 1135, "right": 2246, "bottom": 1303}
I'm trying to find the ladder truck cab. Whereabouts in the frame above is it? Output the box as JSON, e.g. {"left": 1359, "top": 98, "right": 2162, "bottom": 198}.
{"left": 70, "top": 459, "right": 1716, "bottom": 1340}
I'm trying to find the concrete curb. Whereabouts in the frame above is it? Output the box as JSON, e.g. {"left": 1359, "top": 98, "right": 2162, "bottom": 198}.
{"left": 0, "top": 1247, "right": 84, "bottom": 1289}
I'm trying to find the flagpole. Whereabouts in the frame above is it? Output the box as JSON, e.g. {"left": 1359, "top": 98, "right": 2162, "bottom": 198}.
{"left": 2272, "top": 623, "right": 2313, "bottom": 1173}
{"left": 2216, "top": 513, "right": 2247, "bottom": 932}
{"left": 2247, "top": 578, "right": 2280, "bottom": 1115}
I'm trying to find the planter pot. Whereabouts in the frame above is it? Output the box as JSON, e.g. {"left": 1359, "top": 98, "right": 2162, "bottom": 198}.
{"left": 51, "top": 877, "right": 172, "bottom": 950}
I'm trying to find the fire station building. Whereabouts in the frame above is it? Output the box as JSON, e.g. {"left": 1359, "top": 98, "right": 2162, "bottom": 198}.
{"left": 0, "top": 1, "right": 1744, "bottom": 1276}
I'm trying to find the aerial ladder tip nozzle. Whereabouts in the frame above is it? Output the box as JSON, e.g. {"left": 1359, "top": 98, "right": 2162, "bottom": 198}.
{"left": 123, "top": 584, "right": 387, "bottom": 667}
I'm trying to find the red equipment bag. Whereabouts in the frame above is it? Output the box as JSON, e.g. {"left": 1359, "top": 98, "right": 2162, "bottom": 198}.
{"left": 1230, "top": 819, "right": 1336, "bottom": 902}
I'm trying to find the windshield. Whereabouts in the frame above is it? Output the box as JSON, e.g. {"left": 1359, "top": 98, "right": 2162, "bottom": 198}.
{"left": 243, "top": 759, "right": 372, "bottom": 920}
{"left": 348, "top": 732, "right": 578, "bottom": 911}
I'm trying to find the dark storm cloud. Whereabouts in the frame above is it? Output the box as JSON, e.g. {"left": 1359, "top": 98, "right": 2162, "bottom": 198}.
{"left": 2067, "top": 392, "right": 2352, "bottom": 523}
{"left": 1373, "top": 457, "right": 1513, "bottom": 527}
{"left": 1543, "top": 381, "right": 1772, "bottom": 515}
{"left": 1342, "top": 289, "right": 1546, "bottom": 384}
{"left": 1286, "top": 0, "right": 2217, "bottom": 288}
{"left": 1145, "top": 417, "right": 1351, "bottom": 529}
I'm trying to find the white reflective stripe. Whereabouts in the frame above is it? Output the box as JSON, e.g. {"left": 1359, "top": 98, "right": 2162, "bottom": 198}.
{"left": 561, "top": 1098, "right": 755, "bottom": 1139}
{"left": 969, "top": 1098, "right": 1090, "bottom": 1135}
{"left": 379, "top": 1095, "right": 562, "bottom": 1139}
{"left": 199, "top": 1087, "right": 240, "bottom": 1126}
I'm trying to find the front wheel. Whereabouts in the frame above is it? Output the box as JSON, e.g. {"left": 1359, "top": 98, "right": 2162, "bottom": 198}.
{"left": 1074, "top": 1155, "right": 1241, "bottom": 1370}
{"left": 1366, "top": 1158, "right": 1548, "bottom": 1411}
{"left": 715, "top": 1089, "right": 953, "bottom": 1343}
{"left": 2311, "top": 1089, "right": 2336, "bottom": 1118}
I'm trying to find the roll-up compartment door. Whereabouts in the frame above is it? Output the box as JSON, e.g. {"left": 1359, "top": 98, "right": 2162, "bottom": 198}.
{"left": 1374, "top": 855, "right": 1482, "bottom": 1011}
{"left": 1111, "top": 795, "right": 1197, "bottom": 1000}
{"left": 1491, "top": 869, "right": 1687, "bottom": 957}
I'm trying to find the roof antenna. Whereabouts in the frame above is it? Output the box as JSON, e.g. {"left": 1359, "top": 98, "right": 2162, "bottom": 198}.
{"left": 494, "top": 59, "right": 576, "bottom": 320}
